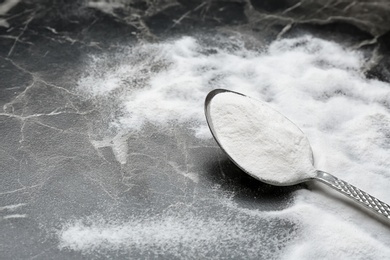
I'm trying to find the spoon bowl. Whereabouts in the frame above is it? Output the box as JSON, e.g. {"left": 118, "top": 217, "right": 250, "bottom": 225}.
{"left": 205, "top": 89, "right": 390, "bottom": 221}
{"left": 205, "top": 88, "right": 316, "bottom": 186}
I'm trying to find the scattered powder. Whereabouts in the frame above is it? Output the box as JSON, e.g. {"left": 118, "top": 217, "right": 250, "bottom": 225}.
{"left": 67, "top": 35, "right": 390, "bottom": 258}
{"left": 281, "top": 203, "right": 390, "bottom": 260}
{"left": 2, "top": 214, "right": 27, "bottom": 220}
{"left": 86, "top": 0, "right": 124, "bottom": 14}
{"left": 58, "top": 211, "right": 294, "bottom": 259}
{"left": 0, "top": 203, "right": 25, "bottom": 211}
{"left": 90, "top": 132, "right": 129, "bottom": 165}
{"left": 209, "top": 92, "right": 316, "bottom": 185}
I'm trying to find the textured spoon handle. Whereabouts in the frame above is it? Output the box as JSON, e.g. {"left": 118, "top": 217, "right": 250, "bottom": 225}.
{"left": 316, "top": 171, "right": 390, "bottom": 220}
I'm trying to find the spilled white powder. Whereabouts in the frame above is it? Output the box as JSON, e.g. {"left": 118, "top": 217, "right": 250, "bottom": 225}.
{"left": 209, "top": 92, "right": 316, "bottom": 184}
{"left": 58, "top": 211, "right": 294, "bottom": 259}
{"left": 66, "top": 35, "right": 390, "bottom": 259}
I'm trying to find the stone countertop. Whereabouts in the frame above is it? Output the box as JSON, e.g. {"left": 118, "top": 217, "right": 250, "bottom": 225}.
{"left": 1, "top": 0, "right": 390, "bottom": 259}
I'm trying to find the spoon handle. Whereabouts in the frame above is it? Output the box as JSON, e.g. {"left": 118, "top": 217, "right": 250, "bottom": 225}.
{"left": 315, "top": 170, "right": 390, "bottom": 220}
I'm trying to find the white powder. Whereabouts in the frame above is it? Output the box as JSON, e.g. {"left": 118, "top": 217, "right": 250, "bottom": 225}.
{"left": 209, "top": 92, "right": 316, "bottom": 185}
{"left": 57, "top": 210, "right": 295, "bottom": 259}
{"left": 68, "top": 35, "right": 390, "bottom": 259}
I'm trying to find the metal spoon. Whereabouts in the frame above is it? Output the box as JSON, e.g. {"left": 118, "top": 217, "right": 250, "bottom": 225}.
{"left": 205, "top": 89, "right": 390, "bottom": 220}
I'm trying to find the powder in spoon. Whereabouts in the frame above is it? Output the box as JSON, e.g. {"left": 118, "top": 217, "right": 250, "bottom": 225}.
{"left": 209, "top": 92, "right": 316, "bottom": 185}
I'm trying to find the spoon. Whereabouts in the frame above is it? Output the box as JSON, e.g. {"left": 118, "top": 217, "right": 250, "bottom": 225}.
{"left": 205, "top": 89, "right": 390, "bottom": 220}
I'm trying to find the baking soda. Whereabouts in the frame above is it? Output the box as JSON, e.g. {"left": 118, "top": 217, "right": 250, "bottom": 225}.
{"left": 62, "top": 35, "right": 390, "bottom": 259}
{"left": 209, "top": 92, "right": 316, "bottom": 184}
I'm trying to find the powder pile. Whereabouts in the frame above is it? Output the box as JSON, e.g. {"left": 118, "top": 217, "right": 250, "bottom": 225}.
{"left": 209, "top": 92, "right": 316, "bottom": 184}
{"left": 61, "top": 35, "right": 390, "bottom": 259}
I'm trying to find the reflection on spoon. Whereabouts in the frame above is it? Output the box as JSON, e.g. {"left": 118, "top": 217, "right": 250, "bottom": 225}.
{"left": 205, "top": 89, "right": 390, "bottom": 221}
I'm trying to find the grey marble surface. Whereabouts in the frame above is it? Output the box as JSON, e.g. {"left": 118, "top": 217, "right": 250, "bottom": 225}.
{"left": 1, "top": 0, "right": 390, "bottom": 259}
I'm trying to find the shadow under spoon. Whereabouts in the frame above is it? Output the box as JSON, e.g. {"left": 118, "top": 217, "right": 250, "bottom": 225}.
{"left": 205, "top": 89, "right": 390, "bottom": 221}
